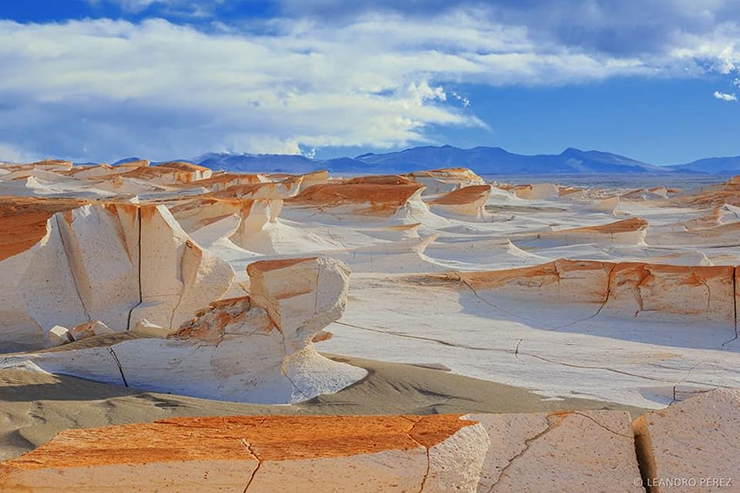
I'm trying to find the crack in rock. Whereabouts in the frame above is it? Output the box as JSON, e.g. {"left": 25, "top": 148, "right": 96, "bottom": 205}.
{"left": 486, "top": 414, "right": 564, "bottom": 492}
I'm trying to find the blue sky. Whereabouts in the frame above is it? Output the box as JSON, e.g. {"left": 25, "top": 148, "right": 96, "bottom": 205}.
{"left": 0, "top": 0, "right": 739, "bottom": 165}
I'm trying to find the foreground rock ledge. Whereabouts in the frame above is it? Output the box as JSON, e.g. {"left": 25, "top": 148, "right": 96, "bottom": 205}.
{"left": 633, "top": 389, "right": 740, "bottom": 493}
{"left": 0, "top": 409, "right": 651, "bottom": 493}
{"left": 0, "top": 415, "right": 489, "bottom": 493}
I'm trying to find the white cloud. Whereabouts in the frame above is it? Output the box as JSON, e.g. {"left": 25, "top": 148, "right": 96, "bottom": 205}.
{"left": 713, "top": 91, "right": 738, "bottom": 101}
{"left": 0, "top": 142, "right": 40, "bottom": 163}
{"left": 0, "top": 10, "right": 739, "bottom": 161}
{"left": 89, "top": 0, "right": 216, "bottom": 14}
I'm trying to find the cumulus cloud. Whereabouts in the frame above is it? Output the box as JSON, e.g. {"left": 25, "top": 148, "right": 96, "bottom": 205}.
{"left": 0, "top": 4, "right": 739, "bottom": 161}
{"left": 714, "top": 91, "right": 738, "bottom": 102}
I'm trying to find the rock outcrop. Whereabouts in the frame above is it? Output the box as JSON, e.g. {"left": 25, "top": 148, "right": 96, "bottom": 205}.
{"left": 416, "top": 259, "right": 739, "bottom": 327}
{"left": 511, "top": 183, "right": 560, "bottom": 200}
{"left": 0, "top": 257, "right": 366, "bottom": 404}
{"left": 511, "top": 218, "right": 649, "bottom": 247}
{"left": 633, "top": 389, "right": 740, "bottom": 493}
{"left": 285, "top": 181, "right": 427, "bottom": 219}
{"left": 0, "top": 414, "right": 489, "bottom": 493}
{"left": 169, "top": 197, "right": 282, "bottom": 240}
{"left": 406, "top": 168, "right": 485, "bottom": 195}
{"left": 428, "top": 185, "right": 492, "bottom": 220}
{"left": 0, "top": 200, "right": 234, "bottom": 351}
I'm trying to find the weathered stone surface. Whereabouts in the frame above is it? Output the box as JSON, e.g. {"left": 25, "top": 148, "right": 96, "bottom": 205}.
{"left": 246, "top": 257, "right": 350, "bottom": 346}
{"left": 47, "top": 325, "right": 72, "bottom": 347}
{"left": 511, "top": 218, "right": 649, "bottom": 248}
{"left": 0, "top": 257, "right": 366, "bottom": 404}
{"left": 0, "top": 202, "right": 234, "bottom": 351}
{"left": 70, "top": 320, "right": 113, "bottom": 340}
{"left": 512, "top": 183, "right": 559, "bottom": 200}
{"left": 406, "top": 168, "right": 485, "bottom": 195}
{"left": 424, "top": 259, "right": 737, "bottom": 325}
{"left": 428, "top": 185, "right": 492, "bottom": 219}
{"left": 633, "top": 389, "right": 740, "bottom": 493}
{"left": 0, "top": 414, "right": 488, "bottom": 493}
{"left": 468, "top": 410, "right": 643, "bottom": 493}
{"left": 286, "top": 181, "right": 426, "bottom": 217}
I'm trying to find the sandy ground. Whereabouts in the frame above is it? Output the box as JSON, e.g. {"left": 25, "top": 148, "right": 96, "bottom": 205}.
{"left": 0, "top": 354, "right": 647, "bottom": 461}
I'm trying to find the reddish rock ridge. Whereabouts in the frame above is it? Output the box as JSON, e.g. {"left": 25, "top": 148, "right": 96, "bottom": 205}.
{"left": 206, "top": 176, "right": 302, "bottom": 200}
{"left": 558, "top": 217, "right": 648, "bottom": 235}
{"left": 407, "top": 259, "right": 739, "bottom": 324}
{"left": 286, "top": 182, "right": 425, "bottom": 215}
{"left": 344, "top": 174, "right": 416, "bottom": 186}
{"left": 673, "top": 176, "right": 740, "bottom": 208}
{"left": 0, "top": 408, "right": 654, "bottom": 493}
{"left": 427, "top": 185, "right": 492, "bottom": 220}
{"left": 510, "top": 218, "right": 649, "bottom": 247}
{"left": 407, "top": 167, "right": 482, "bottom": 180}
{"left": 1, "top": 414, "right": 473, "bottom": 467}
{"left": 157, "top": 161, "right": 211, "bottom": 174}
{"left": 427, "top": 185, "right": 492, "bottom": 206}
{"left": 108, "top": 163, "right": 211, "bottom": 184}
{"left": 0, "top": 414, "right": 486, "bottom": 492}
{"left": 0, "top": 196, "right": 89, "bottom": 262}
{"left": 5, "top": 159, "right": 73, "bottom": 170}
{"left": 406, "top": 168, "right": 485, "bottom": 195}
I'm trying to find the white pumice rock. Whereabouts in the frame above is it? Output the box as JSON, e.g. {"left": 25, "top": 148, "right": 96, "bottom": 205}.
{"left": 0, "top": 202, "right": 234, "bottom": 352}
{"left": 47, "top": 325, "right": 72, "bottom": 347}
{"left": 0, "top": 257, "right": 366, "bottom": 404}
{"left": 467, "top": 410, "right": 644, "bottom": 493}
{"left": 130, "top": 318, "right": 168, "bottom": 337}
{"left": 512, "top": 183, "right": 560, "bottom": 200}
{"left": 633, "top": 389, "right": 740, "bottom": 493}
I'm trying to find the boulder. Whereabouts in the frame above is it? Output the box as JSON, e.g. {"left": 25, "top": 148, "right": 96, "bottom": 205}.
{"left": 47, "top": 325, "right": 72, "bottom": 347}
{"left": 70, "top": 321, "right": 113, "bottom": 340}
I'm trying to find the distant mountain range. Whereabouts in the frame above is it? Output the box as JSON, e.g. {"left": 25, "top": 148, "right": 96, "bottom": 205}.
{"left": 111, "top": 146, "right": 740, "bottom": 175}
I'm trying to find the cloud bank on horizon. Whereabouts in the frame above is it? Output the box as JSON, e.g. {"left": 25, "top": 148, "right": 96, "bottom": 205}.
{"left": 0, "top": 0, "right": 739, "bottom": 163}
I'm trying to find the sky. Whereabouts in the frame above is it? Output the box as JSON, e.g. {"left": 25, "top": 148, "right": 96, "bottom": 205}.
{"left": 0, "top": 0, "right": 739, "bottom": 165}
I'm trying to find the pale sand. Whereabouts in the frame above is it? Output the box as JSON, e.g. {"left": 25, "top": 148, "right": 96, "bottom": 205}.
{"left": 0, "top": 354, "right": 647, "bottom": 460}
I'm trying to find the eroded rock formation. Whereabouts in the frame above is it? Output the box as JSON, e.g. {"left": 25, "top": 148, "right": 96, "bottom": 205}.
{"left": 413, "top": 259, "right": 740, "bottom": 327}
{"left": 285, "top": 180, "right": 427, "bottom": 219}
{"left": 0, "top": 257, "right": 366, "bottom": 404}
{"left": 406, "top": 168, "right": 485, "bottom": 195}
{"left": 428, "top": 185, "right": 492, "bottom": 220}
{"left": 0, "top": 200, "right": 234, "bottom": 351}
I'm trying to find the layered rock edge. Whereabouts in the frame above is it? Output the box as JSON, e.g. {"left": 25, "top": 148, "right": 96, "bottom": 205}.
{"left": 1, "top": 390, "right": 735, "bottom": 492}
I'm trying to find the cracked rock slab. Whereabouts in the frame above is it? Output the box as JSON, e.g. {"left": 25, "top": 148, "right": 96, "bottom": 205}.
{"left": 633, "top": 389, "right": 740, "bottom": 493}
{"left": 0, "top": 414, "right": 488, "bottom": 493}
{"left": 467, "top": 410, "right": 644, "bottom": 493}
